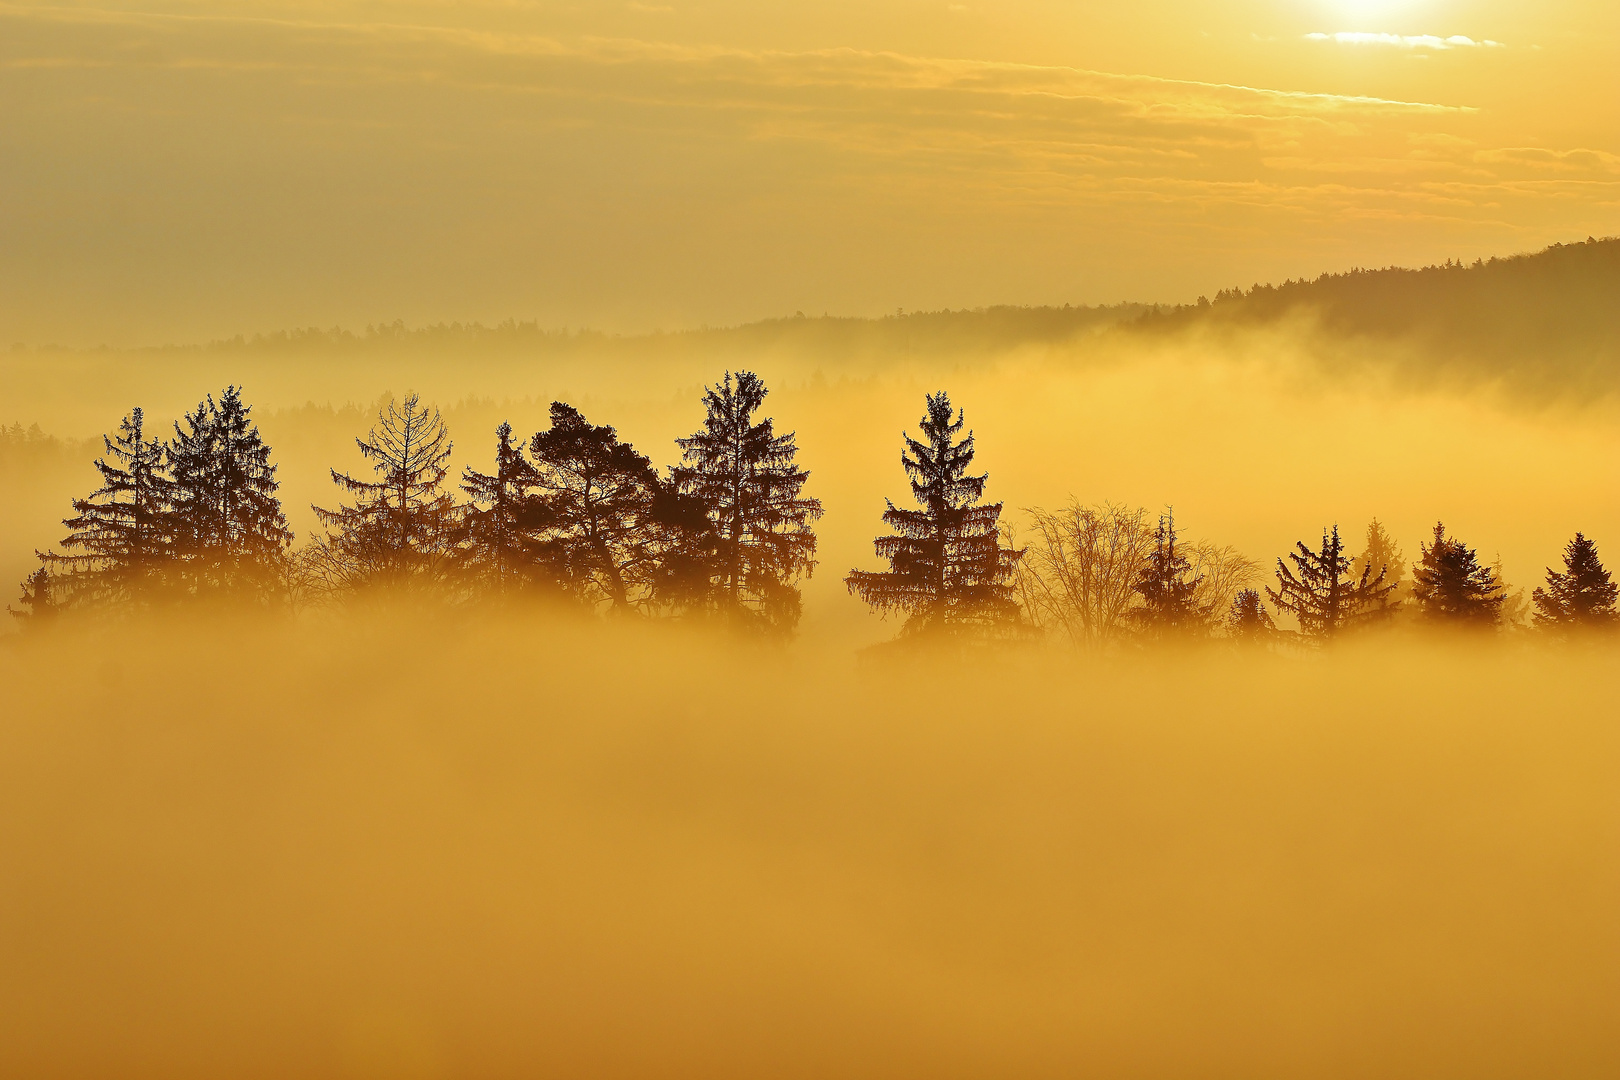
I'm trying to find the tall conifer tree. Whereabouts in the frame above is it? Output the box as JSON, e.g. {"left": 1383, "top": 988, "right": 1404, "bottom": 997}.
{"left": 168, "top": 386, "right": 292, "bottom": 598}
{"left": 672, "top": 371, "right": 823, "bottom": 632}
{"left": 309, "top": 393, "right": 459, "bottom": 592}
{"left": 1266, "top": 525, "right": 1395, "bottom": 644}
{"left": 1410, "top": 522, "right": 1503, "bottom": 626}
{"left": 1130, "top": 509, "right": 1209, "bottom": 639}
{"left": 1532, "top": 532, "right": 1617, "bottom": 630}
{"left": 42, "top": 408, "right": 173, "bottom": 607}
{"left": 459, "top": 421, "right": 545, "bottom": 594}
{"left": 845, "top": 392, "right": 1021, "bottom": 635}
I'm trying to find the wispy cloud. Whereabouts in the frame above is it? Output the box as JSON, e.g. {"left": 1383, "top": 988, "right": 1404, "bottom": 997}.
{"left": 1305, "top": 33, "right": 1505, "bottom": 50}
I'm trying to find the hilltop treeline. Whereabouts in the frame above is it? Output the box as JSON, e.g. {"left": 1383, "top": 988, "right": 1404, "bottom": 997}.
{"left": 14, "top": 238, "right": 1615, "bottom": 393}
{"left": 11, "top": 381, "right": 1617, "bottom": 647}
{"left": 1138, "top": 236, "right": 1620, "bottom": 383}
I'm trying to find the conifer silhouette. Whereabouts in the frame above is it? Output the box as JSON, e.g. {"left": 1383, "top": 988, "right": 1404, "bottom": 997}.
{"left": 1130, "top": 509, "right": 1209, "bottom": 639}
{"left": 672, "top": 371, "right": 823, "bottom": 632}
{"left": 1351, "top": 519, "right": 1408, "bottom": 605}
{"left": 8, "top": 567, "right": 57, "bottom": 629}
{"left": 1410, "top": 522, "right": 1503, "bottom": 626}
{"left": 168, "top": 386, "right": 292, "bottom": 599}
{"left": 1532, "top": 532, "right": 1617, "bottom": 630}
{"left": 459, "top": 421, "right": 545, "bottom": 594}
{"left": 1226, "top": 588, "right": 1275, "bottom": 642}
{"left": 41, "top": 408, "right": 173, "bottom": 607}
{"left": 309, "top": 393, "right": 458, "bottom": 591}
{"left": 530, "top": 402, "right": 695, "bottom": 612}
{"left": 845, "top": 392, "right": 1021, "bottom": 635}
{"left": 1266, "top": 525, "right": 1395, "bottom": 644}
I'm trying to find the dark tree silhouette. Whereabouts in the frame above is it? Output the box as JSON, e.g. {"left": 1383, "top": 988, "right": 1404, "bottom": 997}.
{"left": 530, "top": 402, "right": 694, "bottom": 613}
{"left": 1226, "top": 588, "right": 1275, "bottom": 642}
{"left": 1351, "top": 518, "right": 1408, "bottom": 606}
{"left": 1532, "top": 532, "right": 1617, "bottom": 630}
{"left": 308, "top": 393, "right": 459, "bottom": 592}
{"left": 1130, "top": 509, "right": 1209, "bottom": 639}
{"left": 168, "top": 386, "right": 292, "bottom": 599}
{"left": 41, "top": 408, "right": 173, "bottom": 607}
{"left": 1266, "top": 525, "right": 1396, "bottom": 644}
{"left": 672, "top": 371, "right": 823, "bottom": 632}
{"left": 8, "top": 567, "right": 57, "bottom": 629}
{"left": 845, "top": 392, "right": 1021, "bottom": 635}
{"left": 1410, "top": 522, "right": 1503, "bottom": 626}
{"left": 459, "top": 421, "right": 546, "bottom": 594}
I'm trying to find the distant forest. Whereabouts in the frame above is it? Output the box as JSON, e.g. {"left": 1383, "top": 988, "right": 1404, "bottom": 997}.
{"left": 17, "top": 236, "right": 1612, "bottom": 392}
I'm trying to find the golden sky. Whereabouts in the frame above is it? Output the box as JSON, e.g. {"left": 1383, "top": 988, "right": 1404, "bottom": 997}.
{"left": 2, "top": 0, "right": 1615, "bottom": 345}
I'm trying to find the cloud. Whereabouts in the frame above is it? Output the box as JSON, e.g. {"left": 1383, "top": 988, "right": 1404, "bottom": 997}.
{"left": 1305, "top": 33, "right": 1505, "bottom": 50}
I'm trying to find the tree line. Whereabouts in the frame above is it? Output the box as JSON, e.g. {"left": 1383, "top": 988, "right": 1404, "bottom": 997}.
{"left": 10, "top": 382, "right": 1617, "bottom": 645}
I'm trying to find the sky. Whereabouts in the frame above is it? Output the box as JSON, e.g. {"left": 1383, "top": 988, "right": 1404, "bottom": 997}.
{"left": 1, "top": 0, "right": 1616, "bottom": 345}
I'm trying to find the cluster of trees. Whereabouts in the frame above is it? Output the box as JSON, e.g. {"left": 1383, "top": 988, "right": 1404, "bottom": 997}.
{"left": 839, "top": 393, "right": 1615, "bottom": 646}
{"left": 11, "top": 383, "right": 1618, "bottom": 647}
{"left": 11, "top": 373, "right": 823, "bottom": 634}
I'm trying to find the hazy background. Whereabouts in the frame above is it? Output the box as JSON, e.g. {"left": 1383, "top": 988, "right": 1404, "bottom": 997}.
{"left": 2, "top": 0, "right": 1617, "bottom": 345}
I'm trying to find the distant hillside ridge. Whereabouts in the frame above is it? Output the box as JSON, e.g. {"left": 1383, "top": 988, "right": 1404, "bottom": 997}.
{"left": 1134, "top": 236, "right": 1620, "bottom": 382}
{"left": 13, "top": 237, "right": 1616, "bottom": 389}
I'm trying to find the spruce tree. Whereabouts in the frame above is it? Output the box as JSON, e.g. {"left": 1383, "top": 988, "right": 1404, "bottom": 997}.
{"left": 1532, "top": 532, "right": 1617, "bottom": 630}
{"left": 1351, "top": 519, "right": 1408, "bottom": 606}
{"left": 8, "top": 567, "right": 57, "bottom": 629}
{"left": 671, "top": 371, "right": 823, "bottom": 632}
{"left": 42, "top": 408, "right": 173, "bottom": 607}
{"left": 529, "top": 402, "right": 677, "bottom": 612}
{"left": 309, "top": 393, "right": 459, "bottom": 592}
{"left": 168, "top": 386, "right": 292, "bottom": 599}
{"left": 845, "top": 392, "right": 1021, "bottom": 636}
{"left": 1130, "top": 509, "right": 1208, "bottom": 640}
{"left": 1266, "top": 525, "right": 1395, "bottom": 644}
{"left": 458, "top": 421, "right": 545, "bottom": 594}
{"left": 1226, "top": 588, "right": 1275, "bottom": 642}
{"left": 1410, "top": 521, "right": 1504, "bottom": 626}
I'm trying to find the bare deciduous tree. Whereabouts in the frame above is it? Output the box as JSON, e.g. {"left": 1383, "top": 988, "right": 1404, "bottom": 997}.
{"left": 1016, "top": 502, "right": 1155, "bottom": 651}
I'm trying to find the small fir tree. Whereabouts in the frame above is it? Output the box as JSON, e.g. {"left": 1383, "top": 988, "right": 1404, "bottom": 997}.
{"left": 42, "top": 408, "right": 173, "bottom": 607}
{"left": 845, "top": 392, "right": 1021, "bottom": 636}
{"left": 1226, "top": 588, "right": 1275, "bottom": 642}
{"left": 459, "top": 421, "right": 545, "bottom": 594}
{"left": 1130, "top": 509, "right": 1209, "bottom": 640}
{"left": 1532, "top": 532, "right": 1617, "bottom": 630}
{"left": 8, "top": 567, "right": 57, "bottom": 629}
{"left": 309, "top": 393, "right": 459, "bottom": 592}
{"left": 1266, "top": 525, "right": 1395, "bottom": 644}
{"left": 1410, "top": 522, "right": 1504, "bottom": 626}
{"left": 168, "top": 386, "right": 292, "bottom": 599}
{"left": 672, "top": 371, "right": 823, "bottom": 633}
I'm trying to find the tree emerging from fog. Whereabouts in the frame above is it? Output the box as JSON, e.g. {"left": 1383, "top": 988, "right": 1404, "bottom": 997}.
{"left": 673, "top": 371, "right": 823, "bottom": 633}
{"left": 1267, "top": 525, "right": 1397, "bottom": 644}
{"left": 41, "top": 408, "right": 174, "bottom": 607}
{"left": 530, "top": 402, "right": 710, "bottom": 614}
{"left": 1411, "top": 522, "right": 1504, "bottom": 627}
{"left": 168, "top": 386, "right": 292, "bottom": 600}
{"left": 1130, "top": 510, "right": 1210, "bottom": 641}
{"left": 846, "top": 392, "right": 1021, "bottom": 636}
{"left": 458, "top": 421, "right": 544, "bottom": 595}
{"left": 307, "top": 393, "right": 459, "bottom": 593}
{"left": 1532, "top": 532, "right": 1617, "bottom": 631}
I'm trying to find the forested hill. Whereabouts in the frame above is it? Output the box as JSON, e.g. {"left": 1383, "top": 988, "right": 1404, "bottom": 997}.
{"left": 23, "top": 237, "right": 1617, "bottom": 389}
{"left": 1134, "top": 236, "right": 1620, "bottom": 383}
